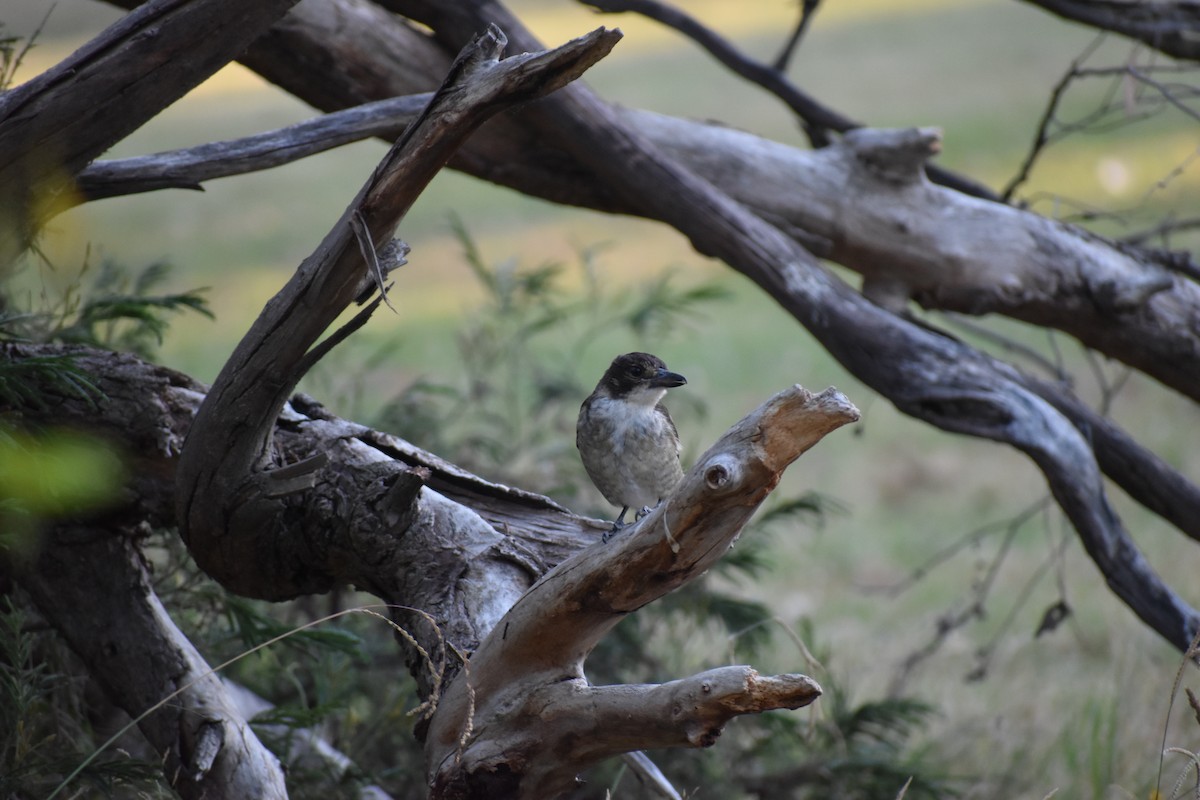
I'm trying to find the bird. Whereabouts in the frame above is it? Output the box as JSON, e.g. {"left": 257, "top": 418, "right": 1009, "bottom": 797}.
{"left": 576, "top": 352, "right": 687, "bottom": 536}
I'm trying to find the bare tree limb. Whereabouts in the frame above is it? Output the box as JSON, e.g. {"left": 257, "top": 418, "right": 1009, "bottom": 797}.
{"left": 772, "top": 0, "right": 821, "bottom": 71}
{"left": 632, "top": 115, "right": 1199, "bottom": 402}
{"left": 74, "top": 95, "right": 430, "bottom": 203}
{"left": 1022, "top": 373, "right": 1200, "bottom": 543}
{"left": 148, "top": 0, "right": 1200, "bottom": 405}
{"left": 1, "top": 340, "right": 596, "bottom": 674}
{"left": 2, "top": 342, "right": 848, "bottom": 798}
{"left": 1001, "top": 35, "right": 1106, "bottom": 202}
{"left": 0, "top": 0, "right": 300, "bottom": 267}
{"left": 1018, "top": 0, "right": 1200, "bottom": 61}
{"left": 426, "top": 385, "right": 852, "bottom": 798}
{"left": 581, "top": 0, "right": 851, "bottom": 144}
{"left": 80, "top": 0, "right": 1199, "bottom": 658}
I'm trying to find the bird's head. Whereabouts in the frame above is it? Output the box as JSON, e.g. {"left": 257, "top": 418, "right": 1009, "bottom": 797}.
{"left": 597, "top": 352, "right": 687, "bottom": 406}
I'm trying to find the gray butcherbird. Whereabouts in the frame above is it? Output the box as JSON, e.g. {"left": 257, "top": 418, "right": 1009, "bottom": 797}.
{"left": 577, "top": 352, "right": 687, "bottom": 536}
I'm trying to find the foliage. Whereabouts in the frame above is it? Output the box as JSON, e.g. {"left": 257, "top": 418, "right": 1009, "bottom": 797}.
{"left": 0, "top": 598, "right": 169, "bottom": 799}
{"left": 0, "top": 427, "right": 126, "bottom": 560}
{"left": 0, "top": 353, "right": 102, "bottom": 412}
{"left": 1, "top": 256, "right": 212, "bottom": 358}
{"left": 0, "top": 250, "right": 218, "bottom": 795}
{"left": 743, "top": 694, "right": 952, "bottom": 800}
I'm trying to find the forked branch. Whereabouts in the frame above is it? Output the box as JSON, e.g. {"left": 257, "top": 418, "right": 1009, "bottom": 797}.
{"left": 426, "top": 385, "right": 857, "bottom": 799}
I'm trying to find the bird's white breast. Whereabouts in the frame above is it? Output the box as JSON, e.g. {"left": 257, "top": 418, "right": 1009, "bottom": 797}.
{"left": 585, "top": 393, "right": 672, "bottom": 457}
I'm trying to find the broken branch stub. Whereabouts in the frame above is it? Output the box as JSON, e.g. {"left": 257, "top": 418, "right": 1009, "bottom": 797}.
{"left": 426, "top": 385, "right": 858, "bottom": 799}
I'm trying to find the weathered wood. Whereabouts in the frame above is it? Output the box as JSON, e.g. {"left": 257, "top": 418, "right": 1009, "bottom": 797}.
{"left": 1017, "top": 0, "right": 1200, "bottom": 61}
{"left": 4, "top": 341, "right": 850, "bottom": 799}
{"left": 426, "top": 385, "right": 856, "bottom": 799}
{"left": 386, "top": 0, "right": 1200, "bottom": 659}
{"left": 75, "top": 95, "right": 429, "bottom": 202}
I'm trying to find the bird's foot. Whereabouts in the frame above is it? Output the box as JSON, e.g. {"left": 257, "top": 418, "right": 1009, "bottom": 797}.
{"left": 602, "top": 519, "right": 626, "bottom": 544}
{"left": 634, "top": 505, "right": 653, "bottom": 521}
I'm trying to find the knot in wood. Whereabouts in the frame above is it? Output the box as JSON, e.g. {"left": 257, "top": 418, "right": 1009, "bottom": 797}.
{"left": 843, "top": 126, "right": 941, "bottom": 185}
{"left": 703, "top": 455, "right": 739, "bottom": 491}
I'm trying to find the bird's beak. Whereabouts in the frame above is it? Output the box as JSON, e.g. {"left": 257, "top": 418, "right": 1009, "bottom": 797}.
{"left": 650, "top": 368, "right": 687, "bottom": 389}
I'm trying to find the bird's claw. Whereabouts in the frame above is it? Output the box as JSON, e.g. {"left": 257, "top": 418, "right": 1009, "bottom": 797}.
{"left": 602, "top": 504, "right": 656, "bottom": 543}
{"left": 602, "top": 519, "right": 626, "bottom": 543}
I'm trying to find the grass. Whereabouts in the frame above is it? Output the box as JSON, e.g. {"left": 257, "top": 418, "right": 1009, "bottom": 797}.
{"left": 9, "top": 0, "right": 1200, "bottom": 796}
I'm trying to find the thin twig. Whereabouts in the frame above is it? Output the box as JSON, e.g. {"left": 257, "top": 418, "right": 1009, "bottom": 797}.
{"left": 868, "top": 497, "right": 1051, "bottom": 598}
{"left": 1002, "top": 35, "right": 1107, "bottom": 201}
{"left": 886, "top": 498, "right": 1051, "bottom": 694}
{"left": 771, "top": 0, "right": 821, "bottom": 72}
{"left": 942, "top": 313, "right": 1070, "bottom": 383}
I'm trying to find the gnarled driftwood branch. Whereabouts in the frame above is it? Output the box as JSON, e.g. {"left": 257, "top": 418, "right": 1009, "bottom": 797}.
{"left": 427, "top": 385, "right": 854, "bottom": 798}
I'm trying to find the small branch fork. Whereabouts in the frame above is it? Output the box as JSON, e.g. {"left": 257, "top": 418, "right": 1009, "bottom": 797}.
{"left": 427, "top": 386, "right": 857, "bottom": 799}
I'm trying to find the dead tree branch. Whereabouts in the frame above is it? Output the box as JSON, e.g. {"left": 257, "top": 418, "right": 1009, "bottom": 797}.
{"left": 141, "top": 0, "right": 1200, "bottom": 404}
{"left": 1003, "top": 51, "right": 1200, "bottom": 201}
{"left": 0, "top": 340, "right": 588, "bottom": 773}
{"left": 5, "top": 345, "right": 285, "bottom": 800}
{"left": 18, "top": 525, "right": 287, "bottom": 799}
{"left": 74, "top": 95, "right": 429, "bottom": 203}
{"left": 581, "top": 0, "right": 852, "bottom": 144}
{"left": 3, "top": 341, "right": 850, "bottom": 799}
{"left": 773, "top": 0, "right": 821, "bottom": 71}
{"left": 81, "top": 0, "right": 1200, "bottom": 658}
{"left": 427, "top": 385, "right": 852, "bottom": 798}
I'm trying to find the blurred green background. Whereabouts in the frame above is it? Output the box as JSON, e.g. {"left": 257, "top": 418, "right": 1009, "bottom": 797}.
{"left": 7, "top": 0, "right": 1200, "bottom": 796}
